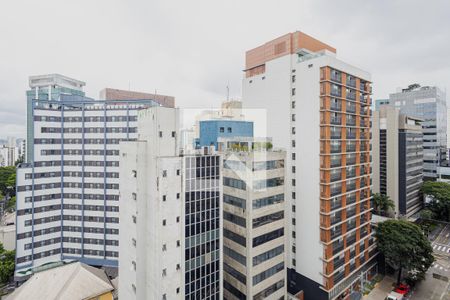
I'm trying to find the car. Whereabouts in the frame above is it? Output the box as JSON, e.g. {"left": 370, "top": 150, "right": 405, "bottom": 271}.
{"left": 394, "top": 283, "right": 410, "bottom": 295}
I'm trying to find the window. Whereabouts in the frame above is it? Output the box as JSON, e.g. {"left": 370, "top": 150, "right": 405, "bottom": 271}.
{"left": 220, "top": 127, "right": 225, "bottom": 133}
{"left": 159, "top": 131, "right": 163, "bottom": 137}
{"left": 132, "top": 260, "right": 136, "bottom": 270}
{"left": 176, "top": 240, "right": 180, "bottom": 247}
{"left": 176, "top": 216, "right": 180, "bottom": 223}
{"left": 163, "top": 219, "right": 166, "bottom": 226}
{"left": 227, "top": 127, "right": 232, "bottom": 133}
{"left": 292, "top": 114, "right": 296, "bottom": 122}
{"left": 253, "top": 245, "right": 284, "bottom": 266}
{"left": 132, "top": 193, "right": 137, "bottom": 201}
{"left": 162, "top": 244, "right": 167, "bottom": 251}
{"left": 292, "top": 218, "right": 296, "bottom": 225}
{"left": 292, "top": 127, "right": 296, "bottom": 134}
{"left": 292, "top": 192, "right": 296, "bottom": 199}
{"left": 176, "top": 193, "right": 180, "bottom": 199}
{"left": 292, "top": 140, "right": 296, "bottom": 147}
{"left": 292, "top": 245, "right": 296, "bottom": 253}
{"left": 292, "top": 179, "right": 296, "bottom": 186}
{"left": 292, "top": 75, "right": 296, "bottom": 83}
{"left": 292, "top": 231, "right": 296, "bottom": 238}
{"left": 176, "top": 263, "right": 181, "bottom": 270}
{"left": 176, "top": 169, "right": 180, "bottom": 175}
{"left": 292, "top": 166, "right": 296, "bottom": 173}
{"left": 132, "top": 238, "right": 136, "bottom": 247}
{"left": 163, "top": 195, "right": 166, "bottom": 202}
{"left": 172, "top": 131, "right": 176, "bottom": 137}
{"left": 162, "top": 294, "right": 167, "bottom": 300}
{"left": 292, "top": 101, "right": 295, "bottom": 109}
{"left": 162, "top": 269, "right": 167, "bottom": 276}
{"left": 253, "top": 262, "right": 284, "bottom": 285}
{"left": 132, "top": 170, "right": 137, "bottom": 177}
{"left": 292, "top": 153, "right": 296, "bottom": 160}
{"left": 292, "top": 88, "right": 296, "bottom": 96}
{"left": 176, "top": 288, "right": 180, "bottom": 294}
{"left": 292, "top": 259, "right": 296, "bottom": 266}
{"left": 132, "top": 215, "right": 137, "bottom": 223}
{"left": 292, "top": 205, "right": 296, "bottom": 212}
{"left": 262, "top": 76, "right": 265, "bottom": 80}
{"left": 162, "top": 170, "right": 167, "bottom": 177}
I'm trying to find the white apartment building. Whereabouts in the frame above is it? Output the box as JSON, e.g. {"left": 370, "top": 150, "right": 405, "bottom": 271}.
{"left": 15, "top": 74, "right": 173, "bottom": 279}
{"left": 219, "top": 137, "right": 287, "bottom": 300}
{"left": 119, "top": 107, "right": 222, "bottom": 300}
{"left": 243, "top": 32, "right": 377, "bottom": 300}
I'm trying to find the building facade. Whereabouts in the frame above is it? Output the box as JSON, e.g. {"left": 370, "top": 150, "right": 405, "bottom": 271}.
{"left": 374, "top": 99, "right": 390, "bottom": 111}
{"left": 372, "top": 106, "right": 423, "bottom": 218}
{"left": 198, "top": 120, "right": 254, "bottom": 149}
{"left": 119, "top": 107, "right": 222, "bottom": 300}
{"left": 389, "top": 85, "right": 447, "bottom": 178}
{"left": 242, "top": 32, "right": 377, "bottom": 299}
{"left": 15, "top": 74, "right": 173, "bottom": 279}
{"left": 220, "top": 137, "right": 287, "bottom": 300}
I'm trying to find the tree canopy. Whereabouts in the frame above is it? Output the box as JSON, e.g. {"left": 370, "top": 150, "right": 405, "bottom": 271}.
{"left": 421, "top": 181, "right": 450, "bottom": 221}
{"left": 376, "top": 220, "right": 434, "bottom": 284}
{"left": 0, "top": 242, "right": 15, "bottom": 284}
{"left": 372, "top": 193, "right": 395, "bottom": 217}
{"left": 0, "top": 166, "right": 15, "bottom": 197}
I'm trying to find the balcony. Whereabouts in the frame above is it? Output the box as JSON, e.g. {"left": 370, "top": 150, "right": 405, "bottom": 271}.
{"left": 331, "top": 186, "right": 342, "bottom": 197}
{"left": 346, "top": 130, "right": 356, "bottom": 140}
{"left": 331, "top": 157, "right": 341, "bottom": 168}
{"left": 331, "top": 85, "right": 342, "bottom": 97}
{"left": 331, "top": 130, "right": 342, "bottom": 140}
{"left": 330, "top": 227, "right": 343, "bottom": 240}
{"left": 346, "top": 194, "right": 356, "bottom": 205}
{"left": 347, "top": 234, "right": 357, "bottom": 245}
{"left": 333, "top": 241, "right": 344, "bottom": 255}
{"left": 330, "top": 100, "right": 342, "bottom": 111}
{"left": 346, "top": 142, "right": 356, "bottom": 152}
{"left": 346, "top": 117, "right": 356, "bottom": 126}
{"left": 347, "top": 77, "right": 356, "bottom": 88}
{"left": 346, "top": 208, "right": 356, "bottom": 218}
{"left": 333, "top": 256, "right": 345, "bottom": 270}
{"left": 331, "top": 198, "right": 342, "bottom": 210}
{"left": 331, "top": 116, "right": 342, "bottom": 125}
{"left": 360, "top": 81, "right": 366, "bottom": 91}
{"left": 346, "top": 155, "right": 356, "bottom": 165}
{"left": 346, "top": 168, "right": 356, "bottom": 178}
{"left": 347, "top": 182, "right": 357, "bottom": 192}
{"left": 330, "top": 171, "right": 342, "bottom": 182}
{"left": 331, "top": 214, "right": 342, "bottom": 225}
{"left": 346, "top": 91, "right": 356, "bottom": 101}
{"left": 331, "top": 70, "right": 342, "bottom": 83}
{"left": 346, "top": 104, "right": 356, "bottom": 113}
{"left": 331, "top": 144, "right": 342, "bottom": 153}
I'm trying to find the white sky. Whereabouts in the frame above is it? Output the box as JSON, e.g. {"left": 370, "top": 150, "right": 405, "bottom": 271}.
{"left": 1, "top": 0, "right": 449, "bottom": 139}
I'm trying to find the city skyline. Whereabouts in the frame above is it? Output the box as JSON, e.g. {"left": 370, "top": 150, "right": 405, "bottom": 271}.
{"left": 1, "top": 0, "right": 450, "bottom": 139}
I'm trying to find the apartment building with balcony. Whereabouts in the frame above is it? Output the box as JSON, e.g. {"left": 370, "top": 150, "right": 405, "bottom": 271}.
{"left": 218, "top": 137, "right": 286, "bottom": 300}
{"left": 119, "top": 107, "right": 222, "bottom": 300}
{"left": 15, "top": 74, "right": 174, "bottom": 280}
{"left": 372, "top": 106, "right": 423, "bottom": 218}
{"left": 242, "top": 32, "right": 377, "bottom": 300}
{"left": 388, "top": 84, "right": 447, "bottom": 179}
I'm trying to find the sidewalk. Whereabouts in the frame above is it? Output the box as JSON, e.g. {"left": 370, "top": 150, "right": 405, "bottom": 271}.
{"left": 364, "top": 276, "right": 395, "bottom": 300}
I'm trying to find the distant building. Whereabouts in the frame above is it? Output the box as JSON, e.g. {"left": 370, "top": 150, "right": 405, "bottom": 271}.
{"left": 220, "top": 137, "right": 287, "bottom": 299}
{"left": 372, "top": 106, "right": 424, "bottom": 218}
{"left": 389, "top": 84, "right": 447, "bottom": 179}
{"left": 374, "top": 99, "right": 390, "bottom": 111}
{"left": 119, "top": 107, "right": 222, "bottom": 299}
{"left": 198, "top": 120, "right": 254, "bottom": 149}
{"left": 7, "top": 262, "right": 115, "bottom": 300}
{"left": 99, "top": 88, "right": 175, "bottom": 108}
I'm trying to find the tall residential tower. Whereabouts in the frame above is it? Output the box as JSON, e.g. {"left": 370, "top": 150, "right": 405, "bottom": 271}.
{"left": 243, "top": 32, "right": 377, "bottom": 300}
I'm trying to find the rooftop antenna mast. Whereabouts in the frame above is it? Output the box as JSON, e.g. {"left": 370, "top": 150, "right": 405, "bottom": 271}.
{"left": 226, "top": 82, "right": 230, "bottom": 101}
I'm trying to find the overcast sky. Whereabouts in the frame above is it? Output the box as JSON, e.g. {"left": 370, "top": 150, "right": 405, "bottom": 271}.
{"left": 1, "top": 0, "right": 449, "bottom": 139}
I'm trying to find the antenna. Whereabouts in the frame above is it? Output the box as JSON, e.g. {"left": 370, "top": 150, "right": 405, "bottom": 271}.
{"left": 226, "top": 83, "right": 230, "bottom": 101}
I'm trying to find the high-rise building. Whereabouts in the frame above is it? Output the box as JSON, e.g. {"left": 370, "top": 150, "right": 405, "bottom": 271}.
{"left": 119, "top": 107, "right": 222, "bottom": 300}
{"left": 15, "top": 74, "right": 174, "bottom": 280}
{"left": 220, "top": 137, "right": 287, "bottom": 299}
{"left": 372, "top": 106, "right": 423, "bottom": 218}
{"left": 388, "top": 84, "right": 447, "bottom": 178}
{"left": 242, "top": 32, "right": 377, "bottom": 299}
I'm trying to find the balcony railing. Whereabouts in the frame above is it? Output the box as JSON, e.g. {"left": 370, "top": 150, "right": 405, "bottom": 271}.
{"left": 346, "top": 156, "right": 356, "bottom": 165}
{"left": 346, "top": 170, "right": 356, "bottom": 178}
{"left": 347, "top": 78, "right": 356, "bottom": 88}
{"left": 331, "top": 187, "right": 342, "bottom": 196}
{"left": 331, "top": 159, "right": 341, "bottom": 168}
{"left": 346, "top": 118, "right": 356, "bottom": 126}
{"left": 331, "top": 172, "right": 342, "bottom": 181}
{"left": 331, "top": 145, "right": 342, "bottom": 153}
{"left": 346, "top": 195, "right": 356, "bottom": 205}
{"left": 331, "top": 227, "right": 343, "bottom": 240}
{"left": 333, "top": 257, "right": 345, "bottom": 270}
{"left": 331, "top": 101, "right": 342, "bottom": 111}
{"left": 346, "top": 92, "right": 356, "bottom": 101}
{"left": 346, "top": 209, "right": 356, "bottom": 218}
{"left": 331, "top": 214, "right": 342, "bottom": 225}
{"left": 331, "top": 71, "right": 342, "bottom": 83}
{"left": 346, "top": 105, "right": 356, "bottom": 113}
{"left": 333, "top": 242, "right": 344, "bottom": 255}
{"left": 346, "top": 131, "right": 356, "bottom": 139}
{"left": 331, "top": 117, "right": 342, "bottom": 125}
{"left": 331, "top": 131, "right": 342, "bottom": 139}
{"left": 347, "top": 183, "right": 356, "bottom": 192}
{"left": 347, "top": 234, "right": 356, "bottom": 245}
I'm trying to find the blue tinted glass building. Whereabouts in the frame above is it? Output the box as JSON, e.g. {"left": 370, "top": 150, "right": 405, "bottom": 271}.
{"left": 198, "top": 120, "right": 254, "bottom": 149}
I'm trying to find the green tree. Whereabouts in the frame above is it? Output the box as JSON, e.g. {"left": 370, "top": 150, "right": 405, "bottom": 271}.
{"left": 0, "top": 166, "right": 15, "bottom": 196}
{"left": 6, "top": 196, "right": 16, "bottom": 211}
{"left": 376, "top": 220, "right": 434, "bottom": 285}
{"left": 421, "top": 181, "right": 450, "bottom": 221}
{"left": 373, "top": 193, "right": 395, "bottom": 216}
{"left": 0, "top": 242, "right": 15, "bottom": 284}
